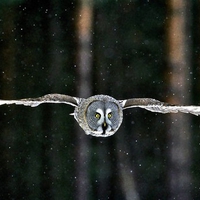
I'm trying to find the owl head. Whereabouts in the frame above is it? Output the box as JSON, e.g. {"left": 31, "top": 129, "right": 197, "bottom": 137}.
{"left": 74, "top": 95, "right": 123, "bottom": 137}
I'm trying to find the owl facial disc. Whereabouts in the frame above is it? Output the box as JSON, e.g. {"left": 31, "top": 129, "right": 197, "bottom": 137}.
{"left": 83, "top": 99, "right": 123, "bottom": 137}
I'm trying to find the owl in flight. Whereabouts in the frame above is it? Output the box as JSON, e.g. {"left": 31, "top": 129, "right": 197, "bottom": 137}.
{"left": 0, "top": 94, "right": 200, "bottom": 137}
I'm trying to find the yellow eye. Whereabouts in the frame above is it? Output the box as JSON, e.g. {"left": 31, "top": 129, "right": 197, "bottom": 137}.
{"left": 95, "top": 113, "right": 101, "bottom": 119}
{"left": 108, "top": 112, "right": 112, "bottom": 119}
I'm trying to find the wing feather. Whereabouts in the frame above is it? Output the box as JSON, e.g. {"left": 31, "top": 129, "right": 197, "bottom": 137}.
{"left": 120, "top": 98, "right": 200, "bottom": 116}
{"left": 0, "top": 94, "right": 81, "bottom": 107}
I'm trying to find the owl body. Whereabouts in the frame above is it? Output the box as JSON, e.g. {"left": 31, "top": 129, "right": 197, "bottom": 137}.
{"left": 74, "top": 95, "right": 123, "bottom": 137}
{"left": 1, "top": 93, "right": 200, "bottom": 137}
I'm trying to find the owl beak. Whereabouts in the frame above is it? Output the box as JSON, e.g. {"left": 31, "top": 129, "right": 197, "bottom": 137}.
{"left": 102, "top": 121, "right": 108, "bottom": 134}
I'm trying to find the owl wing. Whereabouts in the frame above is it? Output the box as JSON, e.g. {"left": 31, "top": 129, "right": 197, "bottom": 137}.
{"left": 119, "top": 98, "right": 200, "bottom": 116}
{"left": 0, "top": 94, "right": 82, "bottom": 107}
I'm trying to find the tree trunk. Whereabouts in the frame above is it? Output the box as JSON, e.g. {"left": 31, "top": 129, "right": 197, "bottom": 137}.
{"left": 166, "top": 0, "right": 192, "bottom": 199}
{"left": 116, "top": 126, "right": 140, "bottom": 200}
{"left": 75, "top": 0, "right": 93, "bottom": 199}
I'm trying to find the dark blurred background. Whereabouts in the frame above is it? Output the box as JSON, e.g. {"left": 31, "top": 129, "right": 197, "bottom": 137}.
{"left": 0, "top": 0, "right": 200, "bottom": 199}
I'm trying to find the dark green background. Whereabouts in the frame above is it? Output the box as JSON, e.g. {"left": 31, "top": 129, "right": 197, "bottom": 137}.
{"left": 0, "top": 0, "right": 200, "bottom": 199}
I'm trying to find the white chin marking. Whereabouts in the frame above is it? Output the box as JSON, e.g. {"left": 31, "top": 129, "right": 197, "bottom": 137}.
{"left": 86, "top": 128, "right": 116, "bottom": 137}
{"left": 91, "top": 131, "right": 116, "bottom": 137}
{"left": 85, "top": 130, "right": 116, "bottom": 137}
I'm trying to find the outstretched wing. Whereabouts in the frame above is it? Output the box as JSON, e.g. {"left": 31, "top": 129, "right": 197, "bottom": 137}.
{"left": 119, "top": 98, "right": 200, "bottom": 116}
{"left": 0, "top": 94, "right": 82, "bottom": 107}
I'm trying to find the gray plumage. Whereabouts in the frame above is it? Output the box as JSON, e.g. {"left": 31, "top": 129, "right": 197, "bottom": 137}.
{"left": 0, "top": 94, "right": 200, "bottom": 137}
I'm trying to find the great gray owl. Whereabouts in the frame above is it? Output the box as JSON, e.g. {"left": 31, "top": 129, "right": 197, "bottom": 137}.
{"left": 0, "top": 94, "right": 200, "bottom": 137}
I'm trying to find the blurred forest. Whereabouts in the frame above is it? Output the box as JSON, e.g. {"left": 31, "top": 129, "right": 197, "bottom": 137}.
{"left": 0, "top": 0, "right": 200, "bottom": 199}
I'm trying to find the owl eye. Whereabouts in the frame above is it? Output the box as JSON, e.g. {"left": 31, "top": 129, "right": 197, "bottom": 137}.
{"left": 108, "top": 112, "right": 112, "bottom": 119}
{"left": 95, "top": 113, "right": 101, "bottom": 119}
